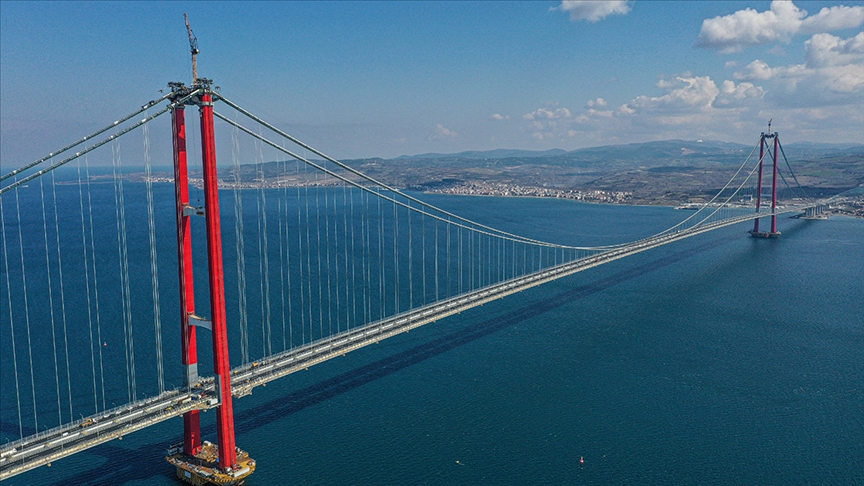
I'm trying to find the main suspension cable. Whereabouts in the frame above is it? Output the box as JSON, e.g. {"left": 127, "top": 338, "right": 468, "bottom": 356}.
{"left": 215, "top": 95, "right": 584, "bottom": 249}
{"left": 778, "top": 141, "right": 812, "bottom": 201}
{"left": 0, "top": 93, "right": 173, "bottom": 183}
{"left": 0, "top": 90, "right": 201, "bottom": 196}
{"left": 212, "top": 111, "right": 598, "bottom": 250}
{"left": 690, "top": 152, "right": 764, "bottom": 228}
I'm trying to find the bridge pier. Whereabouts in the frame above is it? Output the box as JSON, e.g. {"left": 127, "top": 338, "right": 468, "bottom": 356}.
{"left": 802, "top": 205, "right": 829, "bottom": 220}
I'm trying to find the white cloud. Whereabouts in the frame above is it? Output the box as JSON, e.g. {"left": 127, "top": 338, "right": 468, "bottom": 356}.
{"left": 575, "top": 108, "right": 614, "bottom": 123}
{"left": 554, "top": 1, "right": 631, "bottom": 22}
{"left": 805, "top": 31, "right": 864, "bottom": 68}
{"left": 725, "top": 61, "right": 739, "bottom": 69}
{"left": 429, "top": 124, "right": 457, "bottom": 140}
{"left": 521, "top": 105, "right": 578, "bottom": 141}
{"left": 515, "top": 90, "right": 861, "bottom": 148}
{"left": 489, "top": 113, "right": 510, "bottom": 121}
{"left": 696, "top": 1, "right": 806, "bottom": 53}
{"left": 696, "top": 0, "right": 864, "bottom": 53}
{"left": 513, "top": 37, "right": 862, "bottom": 149}
{"left": 715, "top": 80, "right": 765, "bottom": 106}
{"left": 520, "top": 75, "right": 750, "bottom": 143}
{"left": 800, "top": 4, "right": 864, "bottom": 33}
{"left": 625, "top": 76, "right": 720, "bottom": 112}
{"left": 735, "top": 60, "right": 782, "bottom": 81}
{"left": 523, "top": 107, "right": 572, "bottom": 120}
{"left": 616, "top": 104, "right": 635, "bottom": 115}
{"left": 734, "top": 32, "right": 864, "bottom": 96}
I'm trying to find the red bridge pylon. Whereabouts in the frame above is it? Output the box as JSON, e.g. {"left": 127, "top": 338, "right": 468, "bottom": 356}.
{"left": 167, "top": 80, "right": 256, "bottom": 485}
{"left": 750, "top": 131, "right": 782, "bottom": 238}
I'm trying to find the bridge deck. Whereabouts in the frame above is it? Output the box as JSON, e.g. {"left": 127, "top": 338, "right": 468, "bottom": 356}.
{"left": 0, "top": 204, "right": 818, "bottom": 480}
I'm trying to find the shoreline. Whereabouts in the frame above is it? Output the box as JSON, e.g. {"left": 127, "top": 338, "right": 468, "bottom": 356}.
{"left": 55, "top": 173, "right": 864, "bottom": 218}
{"left": 413, "top": 190, "right": 675, "bottom": 209}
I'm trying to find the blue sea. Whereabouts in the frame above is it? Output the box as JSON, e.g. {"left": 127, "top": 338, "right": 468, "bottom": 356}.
{"left": 2, "top": 182, "right": 862, "bottom": 485}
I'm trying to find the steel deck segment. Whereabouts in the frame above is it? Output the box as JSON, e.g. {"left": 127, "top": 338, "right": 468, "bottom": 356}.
{"left": 0, "top": 202, "right": 823, "bottom": 480}
{"left": 0, "top": 395, "right": 205, "bottom": 479}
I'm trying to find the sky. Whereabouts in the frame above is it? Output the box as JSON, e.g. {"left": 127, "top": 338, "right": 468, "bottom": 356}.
{"left": 1, "top": 0, "right": 863, "bottom": 163}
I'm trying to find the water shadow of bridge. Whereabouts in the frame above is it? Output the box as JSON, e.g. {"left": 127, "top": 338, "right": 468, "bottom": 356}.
{"left": 25, "top": 233, "right": 742, "bottom": 486}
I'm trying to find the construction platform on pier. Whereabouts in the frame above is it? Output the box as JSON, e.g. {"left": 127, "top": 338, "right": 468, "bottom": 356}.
{"left": 166, "top": 441, "right": 255, "bottom": 485}
{"left": 749, "top": 230, "right": 781, "bottom": 238}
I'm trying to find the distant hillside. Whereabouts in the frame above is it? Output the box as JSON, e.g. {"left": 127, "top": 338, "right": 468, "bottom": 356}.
{"left": 374, "top": 140, "right": 862, "bottom": 203}
{"left": 564, "top": 139, "right": 750, "bottom": 161}
{"left": 203, "top": 139, "right": 863, "bottom": 206}
{"left": 395, "top": 140, "right": 861, "bottom": 163}
{"left": 781, "top": 142, "right": 864, "bottom": 160}
{"left": 397, "top": 148, "right": 568, "bottom": 160}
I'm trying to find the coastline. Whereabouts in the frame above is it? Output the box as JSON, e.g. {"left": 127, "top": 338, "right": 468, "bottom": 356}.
{"left": 60, "top": 171, "right": 864, "bottom": 218}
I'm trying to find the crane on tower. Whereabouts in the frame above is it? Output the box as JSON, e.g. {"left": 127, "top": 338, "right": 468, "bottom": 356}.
{"left": 184, "top": 13, "right": 199, "bottom": 85}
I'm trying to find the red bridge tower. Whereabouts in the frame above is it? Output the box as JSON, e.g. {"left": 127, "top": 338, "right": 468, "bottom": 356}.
{"left": 166, "top": 80, "right": 256, "bottom": 485}
{"left": 750, "top": 131, "right": 782, "bottom": 238}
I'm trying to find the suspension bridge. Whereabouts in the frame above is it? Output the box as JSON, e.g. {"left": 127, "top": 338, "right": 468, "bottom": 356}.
{"left": 0, "top": 80, "right": 829, "bottom": 484}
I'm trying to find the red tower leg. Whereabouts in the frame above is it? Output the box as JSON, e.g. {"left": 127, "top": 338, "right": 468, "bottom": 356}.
{"left": 771, "top": 133, "right": 779, "bottom": 234}
{"left": 753, "top": 133, "right": 765, "bottom": 234}
{"left": 172, "top": 105, "right": 202, "bottom": 456}
{"left": 198, "top": 92, "right": 238, "bottom": 470}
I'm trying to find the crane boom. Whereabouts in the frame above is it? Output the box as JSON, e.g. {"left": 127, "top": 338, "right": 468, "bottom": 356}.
{"left": 184, "top": 13, "right": 199, "bottom": 84}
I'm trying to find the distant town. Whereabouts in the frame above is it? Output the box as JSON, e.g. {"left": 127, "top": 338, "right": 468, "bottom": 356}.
{"left": 830, "top": 197, "right": 864, "bottom": 218}
{"left": 116, "top": 139, "right": 863, "bottom": 218}
{"left": 133, "top": 173, "right": 863, "bottom": 218}
{"left": 139, "top": 175, "right": 632, "bottom": 203}
{"left": 409, "top": 180, "right": 632, "bottom": 204}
